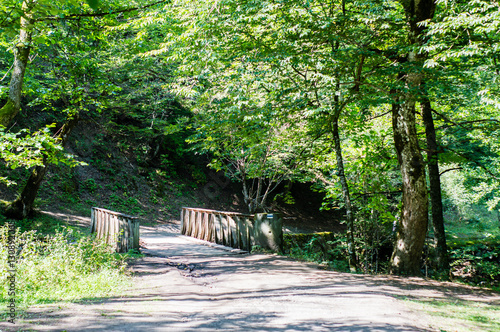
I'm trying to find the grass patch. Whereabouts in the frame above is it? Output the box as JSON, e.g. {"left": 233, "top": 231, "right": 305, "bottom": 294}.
{"left": 0, "top": 223, "right": 132, "bottom": 320}
{"left": 406, "top": 298, "right": 500, "bottom": 332}
{"left": 12, "top": 213, "right": 73, "bottom": 234}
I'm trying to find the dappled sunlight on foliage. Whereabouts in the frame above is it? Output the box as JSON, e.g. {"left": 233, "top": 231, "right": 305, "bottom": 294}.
{"left": 0, "top": 223, "right": 131, "bottom": 309}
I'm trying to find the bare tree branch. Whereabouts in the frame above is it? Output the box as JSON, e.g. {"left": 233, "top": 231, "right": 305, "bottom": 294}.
{"left": 439, "top": 167, "right": 463, "bottom": 176}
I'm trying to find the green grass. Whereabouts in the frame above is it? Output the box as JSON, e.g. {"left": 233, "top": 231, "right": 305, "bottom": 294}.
{"left": 406, "top": 298, "right": 500, "bottom": 332}
{"left": 445, "top": 219, "right": 500, "bottom": 241}
{"left": 0, "top": 223, "right": 132, "bottom": 319}
{"left": 442, "top": 203, "right": 500, "bottom": 241}
{"left": 6, "top": 213, "right": 70, "bottom": 234}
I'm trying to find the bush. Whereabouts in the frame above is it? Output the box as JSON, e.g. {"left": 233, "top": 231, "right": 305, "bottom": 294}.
{"left": 283, "top": 232, "right": 350, "bottom": 271}
{"left": 0, "top": 223, "right": 131, "bottom": 311}
{"left": 449, "top": 241, "right": 500, "bottom": 288}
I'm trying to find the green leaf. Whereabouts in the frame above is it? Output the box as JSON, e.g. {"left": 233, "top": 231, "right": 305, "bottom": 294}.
{"left": 85, "top": 0, "right": 99, "bottom": 10}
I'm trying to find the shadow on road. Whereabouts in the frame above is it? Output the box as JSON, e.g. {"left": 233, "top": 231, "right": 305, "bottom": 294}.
{"left": 5, "top": 224, "right": 498, "bottom": 332}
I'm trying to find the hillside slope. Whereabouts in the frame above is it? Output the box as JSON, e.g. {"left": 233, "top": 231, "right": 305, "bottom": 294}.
{"left": 1, "top": 115, "right": 343, "bottom": 233}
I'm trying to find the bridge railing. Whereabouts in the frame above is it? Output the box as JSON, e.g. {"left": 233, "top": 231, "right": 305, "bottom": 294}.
{"left": 181, "top": 207, "right": 282, "bottom": 252}
{"left": 90, "top": 207, "right": 140, "bottom": 253}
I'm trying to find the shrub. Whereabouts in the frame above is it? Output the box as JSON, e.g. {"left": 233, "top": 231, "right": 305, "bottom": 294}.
{"left": 449, "top": 241, "right": 500, "bottom": 288}
{"left": 0, "top": 223, "right": 131, "bottom": 311}
{"left": 283, "top": 232, "right": 350, "bottom": 271}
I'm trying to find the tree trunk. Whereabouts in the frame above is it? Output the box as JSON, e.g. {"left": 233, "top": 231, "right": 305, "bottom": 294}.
{"left": 0, "top": 0, "right": 35, "bottom": 127}
{"left": 391, "top": 101, "right": 429, "bottom": 275}
{"left": 242, "top": 177, "right": 254, "bottom": 214}
{"left": 331, "top": 113, "right": 357, "bottom": 272}
{"left": 390, "top": 0, "right": 435, "bottom": 276}
{"left": 5, "top": 114, "right": 80, "bottom": 219}
{"left": 422, "top": 98, "right": 449, "bottom": 271}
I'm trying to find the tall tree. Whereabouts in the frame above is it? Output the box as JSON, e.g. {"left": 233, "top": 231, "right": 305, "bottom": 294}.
{"left": 330, "top": 106, "right": 358, "bottom": 271}
{"left": 389, "top": 0, "right": 435, "bottom": 275}
{"left": 0, "top": 0, "right": 35, "bottom": 126}
{"left": 422, "top": 97, "right": 449, "bottom": 271}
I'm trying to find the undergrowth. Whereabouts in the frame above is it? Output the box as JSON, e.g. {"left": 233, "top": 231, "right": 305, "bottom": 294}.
{"left": 448, "top": 239, "right": 500, "bottom": 289}
{"left": 283, "top": 232, "right": 500, "bottom": 290}
{"left": 283, "top": 233, "right": 351, "bottom": 272}
{"left": 0, "top": 222, "right": 132, "bottom": 318}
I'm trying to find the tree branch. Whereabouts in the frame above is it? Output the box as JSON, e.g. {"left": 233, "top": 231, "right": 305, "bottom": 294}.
{"left": 0, "top": 8, "right": 16, "bottom": 27}
{"left": 0, "top": 63, "right": 14, "bottom": 82}
{"left": 439, "top": 167, "right": 463, "bottom": 176}
{"left": 352, "top": 190, "right": 402, "bottom": 197}
{"left": 445, "top": 146, "right": 499, "bottom": 180}
{"left": 37, "top": 0, "right": 170, "bottom": 22}
{"left": 368, "top": 110, "right": 391, "bottom": 121}
{"left": 437, "top": 119, "right": 500, "bottom": 131}
{"left": 431, "top": 108, "right": 462, "bottom": 128}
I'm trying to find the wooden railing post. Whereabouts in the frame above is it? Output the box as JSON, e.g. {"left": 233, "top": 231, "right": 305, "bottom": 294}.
{"left": 214, "top": 212, "right": 221, "bottom": 244}
{"left": 181, "top": 208, "right": 186, "bottom": 235}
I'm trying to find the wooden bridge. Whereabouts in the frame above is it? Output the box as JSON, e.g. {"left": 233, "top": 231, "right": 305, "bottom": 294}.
{"left": 181, "top": 207, "right": 283, "bottom": 252}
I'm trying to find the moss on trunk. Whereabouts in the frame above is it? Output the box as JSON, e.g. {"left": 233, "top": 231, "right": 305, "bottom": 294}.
{"left": 0, "top": 99, "right": 17, "bottom": 127}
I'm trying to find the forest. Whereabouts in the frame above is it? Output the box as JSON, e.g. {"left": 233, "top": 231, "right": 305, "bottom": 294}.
{"left": 0, "top": 0, "right": 499, "bottom": 289}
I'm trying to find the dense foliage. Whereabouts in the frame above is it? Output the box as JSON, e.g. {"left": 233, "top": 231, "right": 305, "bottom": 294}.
{"left": 0, "top": 0, "right": 499, "bottom": 277}
{"left": 0, "top": 222, "right": 131, "bottom": 310}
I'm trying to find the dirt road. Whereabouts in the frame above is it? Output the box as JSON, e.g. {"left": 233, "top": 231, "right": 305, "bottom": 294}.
{"left": 3, "top": 223, "right": 492, "bottom": 331}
